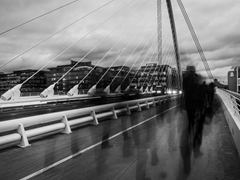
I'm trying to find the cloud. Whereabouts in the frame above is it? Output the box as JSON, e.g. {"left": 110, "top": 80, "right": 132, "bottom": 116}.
{"left": 0, "top": 0, "right": 239, "bottom": 84}
{"left": 171, "top": 0, "right": 240, "bottom": 83}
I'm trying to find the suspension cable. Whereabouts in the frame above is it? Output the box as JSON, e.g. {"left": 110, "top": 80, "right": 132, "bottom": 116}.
{"left": 119, "top": 40, "right": 157, "bottom": 87}
{"left": 0, "top": 0, "right": 85, "bottom": 37}
{"left": 79, "top": 34, "right": 155, "bottom": 87}
{"left": 95, "top": 34, "right": 155, "bottom": 86}
{"left": 152, "top": 43, "right": 176, "bottom": 88}
{"left": 141, "top": 54, "right": 158, "bottom": 87}
{"left": 137, "top": 52, "right": 158, "bottom": 87}
{"left": 158, "top": 45, "right": 178, "bottom": 87}
{"left": 127, "top": 41, "right": 157, "bottom": 86}
{"left": 145, "top": 54, "right": 162, "bottom": 86}
{"left": 177, "top": 0, "right": 214, "bottom": 80}
{"left": 118, "top": 44, "right": 152, "bottom": 87}
{"left": 108, "top": 37, "right": 154, "bottom": 86}
{"left": 150, "top": 0, "right": 179, "bottom": 89}
{"left": 136, "top": 35, "right": 173, "bottom": 88}
{"left": 0, "top": 0, "right": 130, "bottom": 70}
{"left": 95, "top": 49, "right": 125, "bottom": 85}
{"left": 76, "top": 1, "right": 156, "bottom": 88}
{"left": 140, "top": 31, "right": 174, "bottom": 87}
{"left": 157, "top": 0, "right": 162, "bottom": 64}
{"left": 20, "top": 0, "right": 138, "bottom": 85}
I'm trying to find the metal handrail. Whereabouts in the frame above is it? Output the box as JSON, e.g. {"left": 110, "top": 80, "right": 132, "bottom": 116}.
{"left": 217, "top": 89, "right": 240, "bottom": 116}
{"left": 217, "top": 88, "right": 240, "bottom": 157}
{"left": 224, "top": 89, "right": 240, "bottom": 101}
{"left": 0, "top": 94, "right": 179, "bottom": 148}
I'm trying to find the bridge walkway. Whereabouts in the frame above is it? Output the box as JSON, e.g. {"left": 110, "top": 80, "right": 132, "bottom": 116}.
{"left": 1, "top": 96, "right": 240, "bottom": 180}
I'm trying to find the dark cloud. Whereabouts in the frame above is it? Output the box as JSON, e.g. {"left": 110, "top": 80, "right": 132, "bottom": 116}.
{"left": 0, "top": 0, "right": 239, "bottom": 84}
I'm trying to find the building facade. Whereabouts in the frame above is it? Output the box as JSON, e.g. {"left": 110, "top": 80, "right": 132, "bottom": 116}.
{"left": 0, "top": 73, "right": 19, "bottom": 95}
{"left": 46, "top": 61, "right": 116, "bottom": 94}
{"left": 0, "top": 70, "right": 47, "bottom": 96}
{"left": 131, "top": 63, "right": 179, "bottom": 90}
{"left": 228, "top": 66, "right": 240, "bottom": 93}
{"left": 0, "top": 60, "right": 181, "bottom": 96}
{"left": 107, "top": 66, "right": 132, "bottom": 90}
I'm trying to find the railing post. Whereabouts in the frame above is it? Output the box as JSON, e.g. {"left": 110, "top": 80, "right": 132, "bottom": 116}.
{"left": 145, "top": 101, "right": 150, "bottom": 109}
{"left": 91, "top": 110, "right": 99, "bottom": 125}
{"left": 18, "top": 123, "right": 30, "bottom": 148}
{"left": 126, "top": 104, "right": 131, "bottom": 115}
{"left": 152, "top": 99, "right": 156, "bottom": 107}
{"left": 61, "top": 115, "right": 72, "bottom": 134}
{"left": 137, "top": 102, "right": 142, "bottom": 112}
{"left": 112, "top": 107, "right": 118, "bottom": 120}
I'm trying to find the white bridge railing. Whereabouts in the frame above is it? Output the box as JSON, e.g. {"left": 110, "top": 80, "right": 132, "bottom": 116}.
{"left": 217, "top": 89, "right": 240, "bottom": 121}
{"left": 0, "top": 95, "right": 179, "bottom": 149}
{"left": 217, "top": 89, "right": 240, "bottom": 155}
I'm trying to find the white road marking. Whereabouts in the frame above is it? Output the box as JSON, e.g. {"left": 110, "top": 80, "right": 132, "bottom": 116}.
{"left": 20, "top": 105, "right": 177, "bottom": 180}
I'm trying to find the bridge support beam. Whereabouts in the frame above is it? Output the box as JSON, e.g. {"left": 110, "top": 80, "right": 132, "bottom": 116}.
{"left": 166, "top": 0, "right": 182, "bottom": 89}
{"left": 157, "top": 0, "right": 162, "bottom": 65}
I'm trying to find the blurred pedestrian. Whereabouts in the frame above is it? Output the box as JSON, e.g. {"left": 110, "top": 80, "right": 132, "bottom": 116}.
{"left": 207, "top": 82, "right": 215, "bottom": 110}
{"left": 182, "top": 65, "right": 202, "bottom": 131}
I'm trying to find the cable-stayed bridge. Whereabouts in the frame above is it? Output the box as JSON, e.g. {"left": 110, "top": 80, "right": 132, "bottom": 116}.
{"left": 0, "top": 0, "right": 240, "bottom": 179}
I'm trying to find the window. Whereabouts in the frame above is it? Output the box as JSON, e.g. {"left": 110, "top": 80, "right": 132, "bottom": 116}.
{"left": 230, "top": 72, "right": 234, "bottom": 77}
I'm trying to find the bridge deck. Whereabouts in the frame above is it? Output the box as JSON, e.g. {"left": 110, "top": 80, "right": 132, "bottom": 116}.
{"left": 1, "top": 97, "right": 240, "bottom": 180}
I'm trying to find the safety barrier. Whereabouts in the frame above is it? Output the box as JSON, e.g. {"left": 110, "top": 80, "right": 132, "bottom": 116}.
{"left": 0, "top": 94, "right": 179, "bottom": 149}
{"left": 217, "top": 89, "right": 240, "bottom": 156}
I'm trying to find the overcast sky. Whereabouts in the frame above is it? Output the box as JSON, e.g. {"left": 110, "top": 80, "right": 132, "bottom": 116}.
{"left": 0, "top": 0, "right": 239, "bottom": 84}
